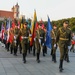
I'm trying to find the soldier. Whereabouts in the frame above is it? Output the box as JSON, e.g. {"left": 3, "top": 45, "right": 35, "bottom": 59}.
{"left": 51, "top": 24, "right": 57, "bottom": 63}
{"left": 42, "top": 27, "right": 47, "bottom": 56}
{"left": 19, "top": 22, "right": 29, "bottom": 63}
{"left": 35, "top": 23, "right": 45, "bottom": 63}
{"left": 13, "top": 24, "right": 20, "bottom": 56}
{"left": 56, "top": 20, "right": 71, "bottom": 72}
{"left": 9, "top": 28, "right": 14, "bottom": 54}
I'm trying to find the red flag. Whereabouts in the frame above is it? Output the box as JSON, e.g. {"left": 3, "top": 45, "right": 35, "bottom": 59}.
{"left": 40, "top": 19, "right": 45, "bottom": 29}
{"left": 12, "top": 21, "right": 15, "bottom": 29}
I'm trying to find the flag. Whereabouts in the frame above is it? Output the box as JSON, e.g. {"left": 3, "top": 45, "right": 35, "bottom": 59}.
{"left": 40, "top": 19, "right": 45, "bottom": 29}
{"left": 45, "top": 16, "right": 52, "bottom": 48}
{"left": 6, "top": 18, "right": 11, "bottom": 42}
{"left": 12, "top": 20, "right": 15, "bottom": 29}
{"left": 1, "top": 22, "right": 5, "bottom": 40}
{"left": 30, "top": 10, "right": 37, "bottom": 46}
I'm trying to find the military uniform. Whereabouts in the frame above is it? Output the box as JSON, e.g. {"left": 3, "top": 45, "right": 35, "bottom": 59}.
{"left": 35, "top": 26, "right": 45, "bottom": 63}
{"left": 51, "top": 28, "right": 57, "bottom": 63}
{"left": 19, "top": 23, "right": 29, "bottom": 63}
{"left": 56, "top": 22, "right": 71, "bottom": 72}
{"left": 13, "top": 27, "right": 19, "bottom": 56}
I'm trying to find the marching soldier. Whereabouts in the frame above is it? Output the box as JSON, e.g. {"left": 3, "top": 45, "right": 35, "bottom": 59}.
{"left": 35, "top": 23, "right": 45, "bottom": 63}
{"left": 51, "top": 25, "right": 57, "bottom": 63}
{"left": 56, "top": 20, "right": 71, "bottom": 72}
{"left": 19, "top": 22, "right": 29, "bottom": 63}
{"left": 13, "top": 24, "right": 20, "bottom": 56}
{"left": 9, "top": 28, "right": 14, "bottom": 54}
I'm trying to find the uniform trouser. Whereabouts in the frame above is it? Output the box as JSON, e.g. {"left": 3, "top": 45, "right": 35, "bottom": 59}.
{"left": 70, "top": 44, "right": 74, "bottom": 52}
{"left": 33, "top": 42, "right": 35, "bottom": 56}
{"left": 19, "top": 43, "right": 22, "bottom": 54}
{"left": 3, "top": 39, "right": 7, "bottom": 48}
{"left": 28, "top": 41, "right": 32, "bottom": 54}
{"left": 35, "top": 40, "right": 41, "bottom": 60}
{"left": 7, "top": 42, "right": 10, "bottom": 51}
{"left": 10, "top": 43, "right": 13, "bottom": 54}
{"left": 21, "top": 43, "right": 28, "bottom": 61}
{"left": 14, "top": 42, "right": 18, "bottom": 55}
{"left": 43, "top": 45, "right": 47, "bottom": 56}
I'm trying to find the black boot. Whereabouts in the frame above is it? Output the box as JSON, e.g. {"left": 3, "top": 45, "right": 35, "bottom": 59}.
{"left": 23, "top": 53, "right": 26, "bottom": 63}
{"left": 37, "top": 53, "right": 40, "bottom": 63}
{"left": 52, "top": 54, "right": 54, "bottom": 61}
{"left": 66, "top": 54, "right": 70, "bottom": 63}
{"left": 59, "top": 60, "right": 64, "bottom": 72}
{"left": 54, "top": 54, "right": 57, "bottom": 63}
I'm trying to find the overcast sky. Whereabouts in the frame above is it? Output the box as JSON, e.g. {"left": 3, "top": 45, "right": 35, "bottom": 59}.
{"left": 0, "top": 0, "right": 75, "bottom": 21}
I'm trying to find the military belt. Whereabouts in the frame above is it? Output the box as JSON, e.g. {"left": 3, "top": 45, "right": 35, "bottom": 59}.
{"left": 21, "top": 36, "right": 28, "bottom": 39}
{"left": 59, "top": 38, "right": 68, "bottom": 41}
{"left": 40, "top": 37, "right": 43, "bottom": 39}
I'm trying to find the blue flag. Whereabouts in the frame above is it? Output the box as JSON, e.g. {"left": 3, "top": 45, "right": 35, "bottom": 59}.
{"left": 45, "top": 16, "right": 52, "bottom": 48}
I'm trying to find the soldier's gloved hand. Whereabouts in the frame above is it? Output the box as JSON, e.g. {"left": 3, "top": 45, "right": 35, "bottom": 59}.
{"left": 34, "top": 38, "right": 36, "bottom": 41}
{"left": 42, "top": 43, "right": 44, "bottom": 46}
{"left": 54, "top": 44, "right": 56, "bottom": 47}
{"left": 45, "top": 38, "right": 46, "bottom": 41}
{"left": 39, "top": 39, "right": 41, "bottom": 43}
{"left": 14, "top": 36, "right": 16, "bottom": 39}
{"left": 21, "top": 36, "right": 23, "bottom": 39}
{"left": 29, "top": 34, "right": 32, "bottom": 37}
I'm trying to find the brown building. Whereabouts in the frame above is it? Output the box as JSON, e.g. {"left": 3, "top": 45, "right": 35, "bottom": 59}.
{"left": 0, "top": 3, "right": 19, "bottom": 20}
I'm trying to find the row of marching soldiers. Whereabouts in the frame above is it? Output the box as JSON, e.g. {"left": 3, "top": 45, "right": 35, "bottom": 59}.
{"left": 3, "top": 21, "right": 47, "bottom": 63}
{"left": 2, "top": 20, "right": 72, "bottom": 72}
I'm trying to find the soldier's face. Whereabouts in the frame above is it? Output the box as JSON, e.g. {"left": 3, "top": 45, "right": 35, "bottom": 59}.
{"left": 53, "top": 26, "right": 57, "bottom": 29}
{"left": 63, "top": 23, "right": 68, "bottom": 27}
{"left": 24, "top": 24, "right": 27, "bottom": 28}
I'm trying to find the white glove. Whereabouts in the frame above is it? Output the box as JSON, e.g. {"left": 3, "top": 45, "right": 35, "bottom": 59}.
{"left": 54, "top": 44, "right": 56, "bottom": 47}
{"left": 25, "top": 37, "right": 28, "bottom": 39}
{"left": 45, "top": 38, "right": 46, "bottom": 41}
{"left": 42, "top": 43, "right": 44, "bottom": 46}
{"left": 29, "top": 34, "right": 32, "bottom": 37}
{"left": 39, "top": 39, "right": 41, "bottom": 43}
{"left": 34, "top": 38, "right": 36, "bottom": 41}
{"left": 14, "top": 40, "right": 16, "bottom": 43}
{"left": 21, "top": 36, "right": 23, "bottom": 39}
{"left": 14, "top": 36, "right": 16, "bottom": 39}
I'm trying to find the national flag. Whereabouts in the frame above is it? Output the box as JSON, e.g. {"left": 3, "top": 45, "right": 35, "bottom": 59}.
{"left": 45, "top": 16, "right": 52, "bottom": 48}
{"left": 30, "top": 10, "right": 37, "bottom": 46}
{"left": 1, "top": 22, "right": 5, "bottom": 40}
{"left": 40, "top": 19, "right": 45, "bottom": 29}
{"left": 6, "top": 18, "right": 11, "bottom": 42}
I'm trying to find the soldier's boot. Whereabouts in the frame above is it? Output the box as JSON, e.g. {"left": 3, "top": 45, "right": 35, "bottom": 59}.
{"left": 52, "top": 54, "right": 54, "bottom": 61}
{"left": 33, "top": 48, "right": 35, "bottom": 56}
{"left": 50, "top": 49, "right": 53, "bottom": 56}
{"left": 54, "top": 54, "right": 57, "bottom": 63}
{"left": 10, "top": 46, "right": 13, "bottom": 54}
{"left": 59, "top": 60, "right": 64, "bottom": 72}
{"left": 37, "top": 53, "right": 40, "bottom": 63}
{"left": 23, "top": 53, "right": 26, "bottom": 63}
{"left": 66, "top": 54, "right": 70, "bottom": 63}
{"left": 43, "top": 48, "right": 45, "bottom": 57}
{"left": 64, "top": 54, "right": 67, "bottom": 61}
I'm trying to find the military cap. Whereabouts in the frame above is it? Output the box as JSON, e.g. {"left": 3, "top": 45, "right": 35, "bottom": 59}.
{"left": 63, "top": 20, "right": 69, "bottom": 24}
{"left": 53, "top": 24, "right": 57, "bottom": 27}
{"left": 24, "top": 21, "right": 28, "bottom": 25}
{"left": 38, "top": 22, "right": 42, "bottom": 26}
